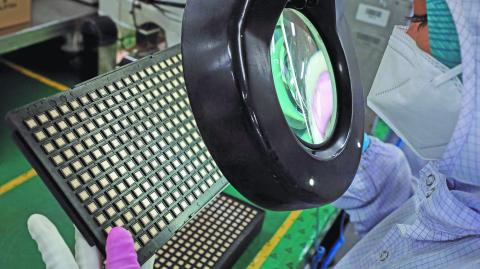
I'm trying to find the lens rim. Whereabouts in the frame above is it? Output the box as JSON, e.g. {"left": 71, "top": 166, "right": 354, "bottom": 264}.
{"left": 182, "top": 0, "right": 364, "bottom": 210}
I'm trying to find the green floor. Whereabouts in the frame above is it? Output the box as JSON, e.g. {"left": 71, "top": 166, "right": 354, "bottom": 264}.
{"left": 228, "top": 186, "right": 338, "bottom": 269}
{"left": 0, "top": 44, "right": 338, "bottom": 268}
{"left": 0, "top": 57, "right": 79, "bottom": 268}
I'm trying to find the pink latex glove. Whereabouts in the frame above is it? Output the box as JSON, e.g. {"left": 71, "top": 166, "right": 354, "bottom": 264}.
{"left": 106, "top": 227, "right": 141, "bottom": 269}
{"left": 312, "top": 71, "right": 334, "bottom": 138}
{"left": 27, "top": 214, "right": 155, "bottom": 269}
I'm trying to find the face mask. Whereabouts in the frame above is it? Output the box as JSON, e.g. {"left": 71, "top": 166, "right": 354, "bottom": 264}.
{"left": 368, "top": 26, "right": 463, "bottom": 160}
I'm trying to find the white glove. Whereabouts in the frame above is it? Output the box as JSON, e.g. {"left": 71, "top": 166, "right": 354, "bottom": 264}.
{"left": 27, "top": 214, "right": 155, "bottom": 269}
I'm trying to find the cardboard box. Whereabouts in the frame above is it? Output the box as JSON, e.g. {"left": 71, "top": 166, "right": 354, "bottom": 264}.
{"left": 0, "top": 0, "right": 31, "bottom": 30}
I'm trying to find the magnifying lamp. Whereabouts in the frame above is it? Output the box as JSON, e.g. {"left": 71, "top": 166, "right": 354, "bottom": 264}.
{"left": 181, "top": 0, "right": 364, "bottom": 210}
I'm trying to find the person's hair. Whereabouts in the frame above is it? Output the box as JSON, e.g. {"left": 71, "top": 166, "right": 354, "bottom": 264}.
{"left": 406, "top": 14, "right": 428, "bottom": 29}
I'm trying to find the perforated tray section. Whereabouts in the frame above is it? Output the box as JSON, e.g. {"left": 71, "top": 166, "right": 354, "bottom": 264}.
{"left": 154, "top": 194, "right": 264, "bottom": 269}
{"left": 6, "top": 45, "right": 228, "bottom": 264}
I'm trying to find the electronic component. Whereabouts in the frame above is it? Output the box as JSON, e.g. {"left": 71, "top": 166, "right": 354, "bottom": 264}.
{"left": 6, "top": 45, "right": 228, "bottom": 264}
{"left": 154, "top": 193, "right": 264, "bottom": 269}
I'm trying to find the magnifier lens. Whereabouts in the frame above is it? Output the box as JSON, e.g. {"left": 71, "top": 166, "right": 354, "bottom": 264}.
{"left": 270, "top": 9, "right": 338, "bottom": 146}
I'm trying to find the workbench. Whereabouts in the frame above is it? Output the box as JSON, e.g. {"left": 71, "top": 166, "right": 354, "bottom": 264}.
{"left": 0, "top": 0, "right": 96, "bottom": 55}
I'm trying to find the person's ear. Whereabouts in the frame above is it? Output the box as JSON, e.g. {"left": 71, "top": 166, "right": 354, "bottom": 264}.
{"left": 406, "top": 22, "right": 431, "bottom": 54}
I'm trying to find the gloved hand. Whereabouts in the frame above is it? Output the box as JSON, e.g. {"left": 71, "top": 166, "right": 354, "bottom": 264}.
{"left": 27, "top": 214, "right": 155, "bottom": 269}
{"left": 362, "top": 133, "right": 371, "bottom": 154}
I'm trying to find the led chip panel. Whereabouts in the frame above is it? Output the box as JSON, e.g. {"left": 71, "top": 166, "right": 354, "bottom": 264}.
{"left": 6, "top": 45, "right": 228, "bottom": 264}
{"left": 154, "top": 194, "right": 264, "bottom": 269}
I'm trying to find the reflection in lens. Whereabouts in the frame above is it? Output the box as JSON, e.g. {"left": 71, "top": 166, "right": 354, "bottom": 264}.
{"left": 270, "top": 9, "right": 337, "bottom": 145}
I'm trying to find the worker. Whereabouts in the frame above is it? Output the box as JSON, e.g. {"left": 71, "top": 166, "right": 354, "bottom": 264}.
{"left": 332, "top": 0, "right": 480, "bottom": 268}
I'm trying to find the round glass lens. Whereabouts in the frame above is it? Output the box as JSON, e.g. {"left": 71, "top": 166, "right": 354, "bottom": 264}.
{"left": 270, "top": 9, "right": 337, "bottom": 145}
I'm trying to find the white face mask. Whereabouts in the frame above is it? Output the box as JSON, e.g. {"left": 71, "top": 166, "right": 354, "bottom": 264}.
{"left": 368, "top": 26, "right": 463, "bottom": 160}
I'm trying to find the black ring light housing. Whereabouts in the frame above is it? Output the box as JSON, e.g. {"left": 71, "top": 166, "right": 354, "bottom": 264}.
{"left": 181, "top": 0, "right": 364, "bottom": 210}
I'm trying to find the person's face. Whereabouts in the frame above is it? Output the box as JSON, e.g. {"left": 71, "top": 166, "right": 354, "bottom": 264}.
{"left": 406, "top": 0, "right": 431, "bottom": 54}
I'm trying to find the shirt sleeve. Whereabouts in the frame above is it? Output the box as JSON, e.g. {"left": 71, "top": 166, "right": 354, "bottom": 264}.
{"left": 332, "top": 136, "right": 415, "bottom": 236}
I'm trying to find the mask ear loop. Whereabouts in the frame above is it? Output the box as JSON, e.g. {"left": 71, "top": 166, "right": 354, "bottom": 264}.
{"left": 432, "top": 64, "right": 463, "bottom": 87}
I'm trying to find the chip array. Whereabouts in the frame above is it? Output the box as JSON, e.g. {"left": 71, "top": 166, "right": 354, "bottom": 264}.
{"left": 6, "top": 45, "right": 228, "bottom": 264}
{"left": 154, "top": 194, "right": 264, "bottom": 269}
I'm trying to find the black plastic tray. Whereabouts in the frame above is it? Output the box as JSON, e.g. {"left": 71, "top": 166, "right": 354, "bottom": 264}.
{"left": 6, "top": 45, "right": 228, "bottom": 264}
{"left": 155, "top": 193, "right": 264, "bottom": 269}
